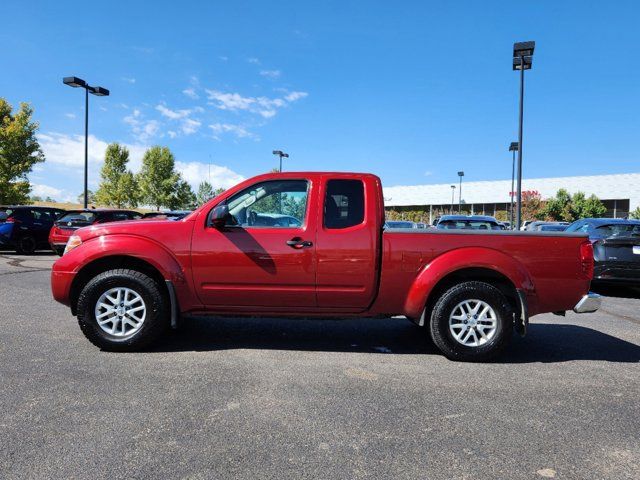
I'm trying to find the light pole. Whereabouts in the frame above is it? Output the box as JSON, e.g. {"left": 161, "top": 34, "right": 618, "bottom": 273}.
{"left": 457, "top": 171, "right": 464, "bottom": 213}
{"left": 512, "top": 41, "right": 534, "bottom": 230}
{"left": 509, "top": 142, "right": 519, "bottom": 229}
{"left": 63, "top": 77, "right": 109, "bottom": 209}
{"left": 450, "top": 185, "right": 455, "bottom": 214}
{"left": 272, "top": 150, "right": 289, "bottom": 172}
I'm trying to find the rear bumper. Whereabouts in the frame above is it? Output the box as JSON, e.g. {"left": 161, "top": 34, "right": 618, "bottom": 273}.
{"left": 573, "top": 292, "right": 601, "bottom": 313}
{"left": 594, "top": 262, "right": 640, "bottom": 285}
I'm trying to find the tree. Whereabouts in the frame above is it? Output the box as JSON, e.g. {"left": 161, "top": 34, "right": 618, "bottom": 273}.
{"left": 541, "top": 188, "right": 572, "bottom": 221}
{"left": 30, "top": 195, "right": 42, "bottom": 202}
{"left": 95, "top": 143, "right": 139, "bottom": 208}
{"left": 574, "top": 193, "right": 606, "bottom": 218}
{"left": 214, "top": 187, "right": 226, "bottom": 196}
{"left": 196, "top": 181, "right": 214, "bottom": 205}
{"left": 630, "top": 207, "right": 640, "bottom": 220}
{"left": 168, "top": 179, "right": 196, "bottom": 210}
{"left": 77, "top": 189, "right": 96, "bottom": 205}
{"left": 541, "top": 189, "right": 606, "bottom": 221}
{"left": 520, "top": 190, "right": 544, "bottom": 221}
{"left": 0, "top": 99, "right": 45, "bottom": 204}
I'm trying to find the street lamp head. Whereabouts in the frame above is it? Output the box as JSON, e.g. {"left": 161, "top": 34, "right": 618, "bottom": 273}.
{"left": 512, "top": 56, "right": 532, "bottom": 70}
{"left": 451, "top": 185, "right": 455, "bottom": 189}
{"left": 282, "top": 153, "right": 289, "bottom": 158}
{"left": 89, "top": 86, "right": 110, "bottom": 97}
{"left": 457, "top": 171, "right": 464, "bottom": 177}
{"left": 513, "top": 41, "right": 535, "bottom": 58}
{"left": 63, "top": 76, "right": 87, "bottom": 88}
{"left": 509, "top": 142, "right": 519, "bottom": 152}
{"left": 272, "top": 150, "right": 283, "bottom": 156}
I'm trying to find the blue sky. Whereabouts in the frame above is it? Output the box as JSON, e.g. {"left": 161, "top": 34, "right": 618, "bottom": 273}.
{"left": 1, "top": 1, "right": 638, "bottom": 202}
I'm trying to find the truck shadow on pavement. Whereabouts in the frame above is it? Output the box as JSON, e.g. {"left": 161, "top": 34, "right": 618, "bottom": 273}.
{"left": 153, "top": 316, "right": 640, "bottom": 363}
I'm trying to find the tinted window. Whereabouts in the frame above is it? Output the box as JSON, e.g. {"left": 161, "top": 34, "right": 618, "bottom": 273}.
{"left": 437, "top": 220, "right": 502, "bottom": 230}
{"left": 224, "top": 180, "right": 308, "bottom": 228}
{"left": 324, "top": 180, "right": 365, "bottom": 229}
{"left": 57, "top": 211, "right": 98, "bottom": 226}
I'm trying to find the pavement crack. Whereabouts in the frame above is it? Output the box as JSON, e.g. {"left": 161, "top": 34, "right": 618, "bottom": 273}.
{"left": 600, "top": 308, "right": 640, "bottom": 326}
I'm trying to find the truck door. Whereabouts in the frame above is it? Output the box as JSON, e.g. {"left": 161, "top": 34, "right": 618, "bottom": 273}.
{"left": 315, "top": 176, "right": 382, "bottom": 309}
{"left": 191, "top": 178, "right": 318, "bottom": 308}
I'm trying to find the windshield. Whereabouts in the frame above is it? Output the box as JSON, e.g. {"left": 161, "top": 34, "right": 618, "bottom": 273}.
{"left": 386, "top": 221, "right": 415, "bottom": 228}
{"left": 437, "top": 220, "right": 502, "bottom": 230}
{"left": 593, "top": 223, "right": 640, "bottom": 237}
{"left": 56, "top": 211, "right": 98, "bottom": 226}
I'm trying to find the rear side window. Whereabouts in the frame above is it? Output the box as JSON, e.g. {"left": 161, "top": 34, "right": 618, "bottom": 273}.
{"left": 324, "top": 179, "right": 365, "bottom": 229}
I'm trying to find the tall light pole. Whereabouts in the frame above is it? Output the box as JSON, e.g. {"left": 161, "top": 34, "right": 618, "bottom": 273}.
{"left": 509, "top": 142, "right": 519, "bottom": 229}
{"left": 63, "top": 77, "right": 109, "bottom": 208}
{"left": 272, "top": 150, "right": 289, "bottom": 172}
{"left": 457, "top": 171, "right": 464, "bottom": 213}
{"left": 450, "top": 185, "right": 455, "bottom": 214}
{"left": 512, "top": 41, "right": 535, "bottom": 230}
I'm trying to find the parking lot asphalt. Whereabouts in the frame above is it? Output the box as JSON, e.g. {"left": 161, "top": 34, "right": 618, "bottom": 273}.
{"left": 1, "top": 253, "right": 639, "bottom": 479}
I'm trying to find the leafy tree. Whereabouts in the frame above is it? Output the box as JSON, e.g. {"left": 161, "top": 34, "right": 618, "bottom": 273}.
{"left": 214, "top": 187, "right": 226, "bottom": 196}
{"left": 77, "top": 189, "right": 96, "bottom": 205}
{"left": 541, "top": 188, "right": 572, "bottom": 221}
{"left": 0, "top": 99, "right": 45, "bottom": 204}
{"left": 574, "top": 193, "right": 607, "bottom": 218}
{"left": 30, "top": 195, "right": 42, "bottom": 202}
{"left": 541, "top": 189, "right": 606, "bottom": 221}
{"left": 520, "top": 191, "right": 544, "bottom": 220}
{"left": 196, "top": 181, "right": 214, "bottom": 205}
{"left": 137, "top": 146, "right": 182, "bottom": 210}
{"left": 629, "top": 207, "right": 640, "bottom": 220}
{"left": 44, "top": 196, "right": 55, "bottom": 203}
{"left": 95, "top": 143, "right": 139, "bottom": 208}
{"left": 168, "top": 179, "right": 196, "bottom": 210}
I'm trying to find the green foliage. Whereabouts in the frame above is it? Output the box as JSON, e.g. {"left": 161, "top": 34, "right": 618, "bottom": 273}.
{"left": 95, "top": 143, "right": 139, "bottom": 208}
{"left": 30, "top": 195, "right": 42, "bottom": 202}
{"left": 136, "top": 146, "right": 195, "bottom": 210}
{"left": 541, "top": 189, "right": 606, "bottom": 221}
{"left": 0, "top": 99, "right": 44, "bottom": 204}
{"left": 168, "top": 179, "right": 196, "bottom": 210}
{"left": 77, "top": 189, "right": 96, "bottom": 205}
{"left": 629, "top": 207, "right": 640, "bottom": 220}
{"left": 196, "top": 181, "right": 214, "bottom": 205}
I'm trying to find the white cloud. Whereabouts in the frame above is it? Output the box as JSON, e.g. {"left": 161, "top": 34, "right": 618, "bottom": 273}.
{"left": 176, "top": 161, "right": 245, "bottom": 190}
{"left": 124, "top": 109, "right": 160, "bottom": 142}
{"left": 247, "top": 57, "right": 260, "bottom": 64}
{"left": 181, "top": 118, "right": 201, "bottom": 135}
{"left": 168, "top": 130, "right": 177, "bottom": 139}
{"left": 38, "top": 132, "right": 147, "bottom": 173}
{"left": 31, "top": 183, "right": 68, "bottom": 201}
{"left": 205, "top": 89, "right": 308, "bottom": 119}
{"left": 183, "top": 87, "right": 199, "bottom": 99}
{"left": 155, "top": 104, "right": 201, "bottom": 135}
{"left": 64, "top": 113, "right": 76, "bottom": 119}
{"left": 260, "top": 69, "right": 281, "bottom": 79}
{"left": 424, "top": 171, "right": 433, "bottom": 177}
{"left": 209, "top": 123, "right": 256, "bottom": 140}
{"left": 156, "top": 104, "right": 191, "bottom": 119}
{"left": 122, "top": 77, "right": 136, "bottom": 84}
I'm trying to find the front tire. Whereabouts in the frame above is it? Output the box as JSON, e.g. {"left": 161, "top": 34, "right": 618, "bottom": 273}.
{"left": 16, "top": 236, "right": 36, "bottom": 254}
{"left": 429, "top": 281, "right": 513, "bottom": 362}
{"left": 77, "top": 269, "right": 169, "bottom": 351}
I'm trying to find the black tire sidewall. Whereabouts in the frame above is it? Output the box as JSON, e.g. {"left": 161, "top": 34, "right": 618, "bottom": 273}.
{"left": 430, "top": 281, "right": 513, "bottom": 361}
{"left": 16, "top": 236, "right": 36, "bottom": 254}
{"left": 78, "top": 270, "right": 168, "bottom": 350}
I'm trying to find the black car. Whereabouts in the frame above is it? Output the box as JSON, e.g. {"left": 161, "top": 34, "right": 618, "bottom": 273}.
{"left": 0, "top": 206, "right": 65, "bottom": 254}
{"left": 566, "top": 218, "right": 640, "bottom": 286}
{"left": 436, "top": 215, "right": 505, "bottom": 231}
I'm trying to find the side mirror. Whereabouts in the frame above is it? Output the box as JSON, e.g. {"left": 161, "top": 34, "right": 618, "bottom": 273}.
{"left": 209, "top": 204, "right": 230, "bottom": 228}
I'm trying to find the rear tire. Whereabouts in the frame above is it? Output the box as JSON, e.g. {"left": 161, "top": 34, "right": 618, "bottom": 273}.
{"left": 16, "top": 236, "right": 36, "bottom": 255}
{"left": 77, "top": 269, "right": 169, "bottom": 351}
{"left": 429, "top": 281, "right": 513, "bottom": 362}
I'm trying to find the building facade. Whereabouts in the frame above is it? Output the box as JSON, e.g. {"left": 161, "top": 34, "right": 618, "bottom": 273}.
{"left": 383, "top": 172, "right": 640, "bottom": 224}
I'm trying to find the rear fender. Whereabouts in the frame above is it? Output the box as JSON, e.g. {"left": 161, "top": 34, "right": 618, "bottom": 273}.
{"left": 404, "top": 247, "right": 535, "bottom": 320}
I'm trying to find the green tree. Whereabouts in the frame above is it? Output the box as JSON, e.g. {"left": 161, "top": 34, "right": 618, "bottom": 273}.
{"left": 137, "top": 146, "right": 181, "bottom": 210}
{"left": 95, "top": 143, "right": 139, "bottom": 208}
{"left": 77, "top": 189, "right": 96, "bottom": 205}
{"left": 196, "top": 180, "right": 214, "bottom": 205}
{"left": 629, "top": 207, "right": 640, "bottom": 220}
{"left": 168, "top": 179, "right": 196, "bottom": 210}
{"left": 214, "top": 187, "right": 226, "bottom": 196}
{"left": 0, "top": 99, "right": 45, "bottom": 204}
{"left": 541, "top": 188, "right": 572, "bottom": 221}
{"left": 575, "top": 193, "right": 606, "bottom": 218}
{"left": 30, "top": 195, "right": 42, "bottom": 202}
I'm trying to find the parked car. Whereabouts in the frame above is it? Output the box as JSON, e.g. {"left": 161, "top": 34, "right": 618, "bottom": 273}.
{"left": 51, "top": 171, "right": 599, "bottom": 361}
{"left": 436, "top": 215, "right": 506, "bottom": 231}
{"left": 142, "top": 211, "right": 191, "bottom": 221}
{"left": 49, "top": 209, "right": 142, "bottom": 255}
{"left": 566, "top": 218, "right": 640, "bottom": 286}
{"left": 385, "top": 220, "right": 416, "bottom": 229}
{"left": 520, "top": 220, "right": 533, "bottom": 231}
{"left": 526, "top": 221, "right": 569, "bottom": 231}
{"left": 0, "top": 206, "right": 65, "bottom": 254}
{"left": 415, "top": 222, "right": 427, "bottom": 229}
{"left": 501, "top": 221, "right": 512, "bottom": 230}
{"left": 538, "top": 224, "right": 569, "bottom": 232}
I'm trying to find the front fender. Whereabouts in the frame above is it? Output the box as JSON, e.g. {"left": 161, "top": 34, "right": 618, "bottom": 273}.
{"left": 403, "top": 246, "right": 535, "bottom": 319}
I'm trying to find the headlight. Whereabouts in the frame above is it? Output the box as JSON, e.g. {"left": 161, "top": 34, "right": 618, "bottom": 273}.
{"left": 63, "top": 235, "right": 82, "bottom": 255}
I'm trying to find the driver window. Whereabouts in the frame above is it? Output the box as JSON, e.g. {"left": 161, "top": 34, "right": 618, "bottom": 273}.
{"left": 224, "top": 180, "right": 308, "bottom": 228}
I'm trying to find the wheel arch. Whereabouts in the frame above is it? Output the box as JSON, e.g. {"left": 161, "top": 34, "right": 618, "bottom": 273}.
{"left": 404, "top": 246, "right": 534, "bottom": 323}
{"left": 69, "top": 255, "right": 168, "bottom": 315}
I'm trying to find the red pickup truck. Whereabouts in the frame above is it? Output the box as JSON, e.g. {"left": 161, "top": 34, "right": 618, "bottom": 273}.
{"left": 51, "top": 172, "right": 600, "bottom": 361}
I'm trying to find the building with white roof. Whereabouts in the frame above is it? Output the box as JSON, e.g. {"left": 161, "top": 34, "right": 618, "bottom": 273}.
{"left": 383, "top": 172, "right": 640, "bottom": 223}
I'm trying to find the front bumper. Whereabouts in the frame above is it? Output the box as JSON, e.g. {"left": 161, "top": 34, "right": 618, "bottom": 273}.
{"left": 573, "top": 292, "right": 601, "bottom": 313}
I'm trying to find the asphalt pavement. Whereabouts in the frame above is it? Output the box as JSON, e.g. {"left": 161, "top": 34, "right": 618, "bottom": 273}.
{"left": 1, "top": 253, "right": 639, "bottom": 479}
